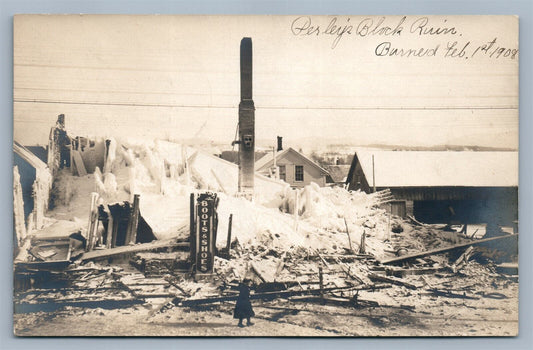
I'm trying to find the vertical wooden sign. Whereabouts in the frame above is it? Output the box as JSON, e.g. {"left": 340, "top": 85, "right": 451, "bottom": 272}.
{"left": 194, "top": 192, "right": 218, "bottom": 276}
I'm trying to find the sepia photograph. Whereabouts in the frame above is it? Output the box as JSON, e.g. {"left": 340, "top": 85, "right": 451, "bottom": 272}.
{"left": 12, "top": 14, "right": 519, "bottom": 337}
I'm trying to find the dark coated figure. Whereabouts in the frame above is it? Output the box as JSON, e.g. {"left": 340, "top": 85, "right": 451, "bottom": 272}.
{"left": 233, "top": 279, "right": 255, "bottom": 327}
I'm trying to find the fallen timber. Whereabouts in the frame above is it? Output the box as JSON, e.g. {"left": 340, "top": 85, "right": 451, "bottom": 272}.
{"left": 379, "top": 234, "right": 518, "bottom": 265}
{"left": 428, "top": 288, "right": 480, "bottom": 300}
{"left": 367, "top": 273, "right": 423, "bottom": 290}
{"left": 174, "top": 283, "right": 391, "bottom": 307}
{"left": 79, "top": 239, "right": 188, "bottom": 262}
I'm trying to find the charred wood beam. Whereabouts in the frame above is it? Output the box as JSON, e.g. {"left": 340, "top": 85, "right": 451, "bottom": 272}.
{"left": 379, "top": 234, "right": 518, "bottom": 265}
{"left": 79, "top": 239, "right": 188, "bottom": 262}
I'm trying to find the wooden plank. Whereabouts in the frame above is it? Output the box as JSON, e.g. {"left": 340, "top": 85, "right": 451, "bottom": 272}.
{"left": 379, "top": 234, "right": 518, "bottom": 265}
{"left": 15, "top": 260, "right": 71, "bottom": 270}
{"left": 450, "top": 246, "right": 474, "bottom": 273}
{"left": 80, "top": 239, "right": 188, "bottom": 262}
{"left": 314, "top": 249, "right": 331, "bottom": 269}
{"left": 163, "top": 275, "right": 192, "bottom": 297}
{"left": 407, "top": 215, "right": 427, "bottom": 227}
{"left": 71, "top": 150, "right": 87, "bottom": 176}
{"left": 429, "top": 288, "right": 480, "bottom": 300}
{"left": 320, "top": 254, "right": 375, "bottom": 260}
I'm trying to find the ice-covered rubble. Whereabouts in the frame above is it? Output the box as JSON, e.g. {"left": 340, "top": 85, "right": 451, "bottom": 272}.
{"left": 47, "top": 138, "right": 396, "bottom": 257}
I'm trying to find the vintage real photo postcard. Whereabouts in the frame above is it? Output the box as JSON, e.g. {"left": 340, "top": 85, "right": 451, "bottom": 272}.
{"left": 13, "top": 15, "right": 518, "bottom": 336}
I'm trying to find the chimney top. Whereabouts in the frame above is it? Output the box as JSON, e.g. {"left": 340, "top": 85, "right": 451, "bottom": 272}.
{"left": 277, "top": 136, "right": 283, "bottom": 152}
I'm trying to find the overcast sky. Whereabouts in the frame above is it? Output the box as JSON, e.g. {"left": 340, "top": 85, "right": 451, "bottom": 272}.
{"left": 14, "top": 15, "right": 518, "bottom": 149}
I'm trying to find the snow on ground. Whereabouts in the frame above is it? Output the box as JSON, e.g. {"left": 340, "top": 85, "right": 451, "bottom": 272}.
{"left": 47, "top": 138, "right": 391, "bottom": 256}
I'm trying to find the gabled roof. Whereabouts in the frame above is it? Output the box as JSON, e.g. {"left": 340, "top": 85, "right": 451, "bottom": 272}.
{"left": 349, "top": 150, "right": 518, "bottom": 188}
{"left": 188, "top": 149, "right": 288, "bottom": 195}
{"left": 255, "top": 147, "right": 330, "bottom": 175}
{"left": 13, "top": 141, "right": 49, "bottom": 171}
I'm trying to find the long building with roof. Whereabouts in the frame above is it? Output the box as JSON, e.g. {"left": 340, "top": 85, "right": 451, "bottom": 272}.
{"left": 345, "top": 150, "right": 518, "bottom": 226}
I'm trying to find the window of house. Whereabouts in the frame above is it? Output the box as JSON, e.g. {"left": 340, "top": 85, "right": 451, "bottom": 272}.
{"left": 279, "top": 165, "right": 286, "bottom": 181}
{"left": 295, "top": 165, "right": 304, "bottom": 182}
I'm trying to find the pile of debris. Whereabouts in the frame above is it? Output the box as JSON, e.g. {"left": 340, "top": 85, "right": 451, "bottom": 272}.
{"left": 14, "top": 215, "right": 518, "bottom": 319}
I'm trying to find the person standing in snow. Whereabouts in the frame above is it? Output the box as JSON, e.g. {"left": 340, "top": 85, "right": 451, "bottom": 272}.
{"left": 54, "top": 114, "right": 71, "bottom": 169}
{"left": 234, "top": 279, "right": 255, "bottom": 327}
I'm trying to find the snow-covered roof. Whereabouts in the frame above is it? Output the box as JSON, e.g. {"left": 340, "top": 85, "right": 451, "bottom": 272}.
{"left": 255, "top": 147, "right": 330, "bottom": 175}
{"left": 188, "top": 150, "right": 288, "bottom": 196}
{"left": 13, "top": 141, "right": 49, "bottom": 171}
{"left": 353, "top": 150, "right": 518, "bottom": 188}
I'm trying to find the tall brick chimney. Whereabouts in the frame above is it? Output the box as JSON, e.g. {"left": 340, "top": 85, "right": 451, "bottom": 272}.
{"left": 238, "top": 38, "right": 255, "bottom": 198}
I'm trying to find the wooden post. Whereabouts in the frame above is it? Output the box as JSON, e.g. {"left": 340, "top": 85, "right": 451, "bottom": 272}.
{"left": 111, "top": 217, "right": 119, "bottom": 248}
{"left": 125, "top": 203, "right": 133, "bottom": 245}
{"left": 372, "top": 154, "right": 376, "bottom": 193}
{"left": 190, "top": 192, "right": 196, "bottom": 264}
{"left": 66, "top": 239, "right": 73, "bottom": 261}
{"left": 226, "top": 214, "right": 233, "bottom": 252}
{"left": 128, "top": 194, "right": 140, "bottom": 245}
{"left": 451, "top": 246, "right": 475, "bottom": 273}
{"left": 344, "top": 217, "right": 354, "bottom": 253}
{"left": 318, "top": 264, "right": 325, "bottom": 304}
{"left": 387, "top": 203, "right": 392, "bottom": 241}
{"left": 359, "top": 230, "right": 366, "bottom": 255}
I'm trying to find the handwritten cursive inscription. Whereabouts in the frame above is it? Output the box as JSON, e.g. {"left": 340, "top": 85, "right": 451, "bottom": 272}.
{"left": 375, "top": 42, "right": 439, "bottom": 57}
{"left": 355, "top": 17, "right": 405, "bottom": 37}
{"left": 410, "top": 17, "right": 458, "bottom": 36}
{"left": 291, "top": 16, "right": 353, "bottom": 48}
{"left": 289, "top": 16, "right": 518, "bottom": 60}
{"left": 290, "top": 16, "right": 461, "bottom": 49}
